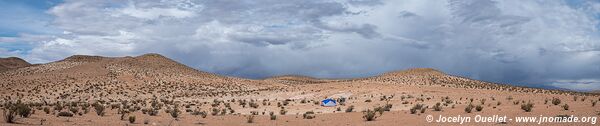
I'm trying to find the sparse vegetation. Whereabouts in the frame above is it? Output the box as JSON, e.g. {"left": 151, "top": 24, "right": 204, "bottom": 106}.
{"left": 433, "top": 102, "right": 442, "bottom": 111}
{"left": 521, "top": 102, "right": 534, "bottom": 112}
{"left": 58, "top": 111, "right": 74, "bottom": 117}
{"left": 3, "top": 107, "right": 16, "bottom": 123}
{"left": 363, "top": 109, "right": 377, "bottom": 121}
{"left": 129, "top": 115, "right": 136, "bottom": 123}
{"left": 475, "top": 105, "right": 483, "bottom": 112}
{"left": 270, "top": 112, "right": 277, "bottom": 120}
{"left": 93, "top": 103, "right": 105, "bottom": 116}
{"left": 374, "top": 106, "right": 384, "bottom": 115}
{"left": 346, "top": 105, "right": 355, "bottom": 112}
{"left": 303, "top": 111, "right": 316, "bottom": 119}
{"left": 383, "top": 103, "right": 393, "bottom": 111}
{"left": 3, "top": 102, "right": 32, "bottom": 123}
{"left": 465, "top": 104, "right": 474, "bottom": 113}
{"left": 211, "top": 108, "right": 220, "bottom": 116}
{"left": 280, "top": 108, "right": 287, "bottom": 115}
{"left": 247, "top": 115, "right": 255, "bottom": 123}
{"left": 410, "top": 104, "right": 424, "bottom": 114}
{"left": 562, "top": 104, "right": 569, "bottom": 110}
{"left": 552, "top": 98, "right": 561, "bottom": 105}
{"left": 171, "top": 105, "right": 180, "bottom": 119}
{"left": 43, "top": 107, "right": 50, "bottom": 114}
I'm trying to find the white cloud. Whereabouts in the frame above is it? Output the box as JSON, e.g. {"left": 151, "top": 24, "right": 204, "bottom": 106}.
{"left": 119, "top": 3, "right": 196, "bottom": 20}
{"left": 3, "top": 0, "right": 600, "bottom": 91}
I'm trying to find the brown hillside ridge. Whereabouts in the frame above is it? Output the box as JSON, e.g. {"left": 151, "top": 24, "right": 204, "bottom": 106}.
{"left": 0, "top": 53, "right": 598, "bottom": 126}
{"left": 0, "top": 57, "right": 31, "bottom": 72}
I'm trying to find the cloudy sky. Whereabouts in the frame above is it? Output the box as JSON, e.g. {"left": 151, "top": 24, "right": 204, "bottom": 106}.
{"left": 1, "top": 0, "right": 599, "bottom": 91}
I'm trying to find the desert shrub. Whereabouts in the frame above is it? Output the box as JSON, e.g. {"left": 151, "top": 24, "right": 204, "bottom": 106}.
{"left": 465, "top": 104, "right": 474, "bottom": 113}
{"left": 303, "top": 111, "right": 316, "bottom": 119}
{"left": 410, "top": 104, "right": 424, "bottom": 114}
{"left": 211, "top": 108, "right": 220, "bottom": 116}
{"left": 228, "top": 108, "right": 235, "bottom": 114}
{"left": 54, "top": 103, "right": 63, "bottom": 111}
{"left": 345, "top": 105, "right": 354, "bottom": 112}
{"left": 365, "top": 99, "right": 372, "bottom": 102}
{"left": 119, "top": 108, "right": 129, "bottom": 120}
{"left": 247, "top": 115, "right": 255, "bottom": 123}
{"left": 220, "top": 108, "right": 226, "bottom": 115}
{"left": 513, "top": 101, "right": 520, "bottom": 105}
{"left": 562, "top": 104, "right": 569, "bottom": 110}
{"left": 93, "top": 103, "right": 105, "bottom": 116}
{"left": 521, "top": 102, "right": 534, "bottom": 112}
{"left": 43, "top": 107, "right": 50, "bottom": 114}
{"left": 3, "top": 107, "right": 16, "bottom": 123}
{"left": 4, "top": 102, "right": 32, "bottom": 119}
{"left": 129, "top": 115, "right": 136, "bottom": 123}
{"left": 148, "top": 109, "right": 159, "bottom": 116}
{"left": 592, "top": 100, "right": 597, "bottom": 107}
{"left": 14, "top": 103, "right": 31, "bottom": 118}
{"left": 249, "top": 102, "right": 259, "bottom": 108}
{"left": 420, "top": 107, "right": 426, "bottom": 113}
{"left": 337, "top": 97, "right": 347, "bottom": 105}
{"left": 433, "top": 103, "right": 442, "bottom": 111}
{"left": 363, "top": 109, "right": 377, "bottom": 121}
{"left": 282, "top": 100, "right": 290, "bottom": 106}
{"left": 336, "top": 107, "right": 341, "bottom": 111}
{"left": 58, "top": 111, "right": 74, "bottom": 117}
{"left": 170, "top": 108, "right": 180, "bottom": 119}
{"left": 552, "top": 98, "right": 561, "bottom": 105}
{"left": 69, "top": 107, "right": 79, "bottom": 114}
{"left": 250, "top": 111, "right": 259, "bottom": 115}
{"left": 374, "top": 106, "right": 384, "bottom": 115}
{"left": 383, "top": 103, "right": 393, "bottom": 111}
{"left": 280, "top": 108, "right": 287, "bottom": 115}
{"left": 200, "top": 111, "right": 207, "bottom": 118}
{"left": 110, "top": 104, "right": 120, "bottom": 109}
{"left": 475, "top": 105, "right": 483, "bottom": 112}
{"left": 83, "top": 106, "right": 90, "bottom": 114}
{"left": 270, "top": 112, "right": 277, "bottom": 120}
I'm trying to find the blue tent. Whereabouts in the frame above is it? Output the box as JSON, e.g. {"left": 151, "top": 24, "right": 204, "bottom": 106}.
{"left": 321, "top": 99, "right": 337, "bottom": 107}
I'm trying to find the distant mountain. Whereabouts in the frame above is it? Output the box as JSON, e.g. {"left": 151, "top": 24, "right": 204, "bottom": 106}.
{"left": 0, "top": 54, "right": 589, "bottom": 103}
{"left": 361, "top": 68, "right": 583, "bottom": 95}
{"left": 0, "top": 57, "right": 31, "bottom": 72}
{"left": 0, "top": 53, "right": 279, "bottom": 101}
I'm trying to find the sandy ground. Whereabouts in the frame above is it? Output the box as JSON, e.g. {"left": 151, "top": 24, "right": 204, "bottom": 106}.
{"left": 2, "top": 82, "right": 599, "bottom": 126}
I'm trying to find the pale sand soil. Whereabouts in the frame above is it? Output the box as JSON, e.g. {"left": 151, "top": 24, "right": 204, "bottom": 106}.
{"left": 2, "top": 83, "right": 599, "bottom": 126}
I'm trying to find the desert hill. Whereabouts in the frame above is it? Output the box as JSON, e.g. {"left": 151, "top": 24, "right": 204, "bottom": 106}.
{"left": 0, "top": 57, "right": 31, "bottom": 72}
{"left": 0, "top": 53, "right": 280, "bottom": 104}
{"left": 264, "top": 75, "right": 341, "bottom": 85}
